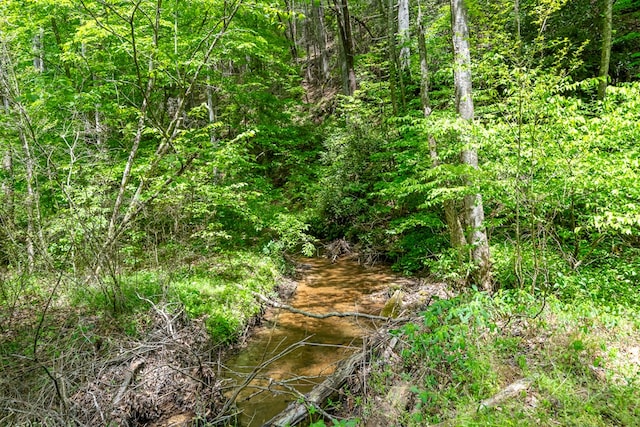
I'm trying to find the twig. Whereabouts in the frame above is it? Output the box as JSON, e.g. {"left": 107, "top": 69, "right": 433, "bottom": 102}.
{"left": 88, "top": 391, "right": 105, "bottom": 424}
{"left": 219, "top": 336, "right": 313, "bottom": 416}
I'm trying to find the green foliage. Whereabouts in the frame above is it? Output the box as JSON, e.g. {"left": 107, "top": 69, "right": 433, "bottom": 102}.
{"left": 70, "top": 270, "right": 164, "bottom": 318}
{"left": 171, "top": 252, "right": 279, "bottom": 342}
{"left": 553, "top": 249, "right": 640, "bottom": 309}
{"left": 395, "top": 295, "right": 498, "bottom": 423}
{"left": 263, "top": 212, "right": 317, "bottom": 256}
{"left": 387, "top": 287, "right": 640, "bottom": 426}
{"left": 480, "top": 79, "right": 640, "bottom": 285}
{"left": 309, "top": 420, "right": 359, "bottom": 427}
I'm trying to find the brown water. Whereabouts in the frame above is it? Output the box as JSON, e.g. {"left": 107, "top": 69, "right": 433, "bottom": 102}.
{"left": 223, "top": 257, "right": 399, "bottom": 426}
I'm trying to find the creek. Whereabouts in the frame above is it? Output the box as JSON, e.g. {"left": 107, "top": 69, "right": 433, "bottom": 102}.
{"left": 223, "top": 257, "right": 402, "bottom": 426}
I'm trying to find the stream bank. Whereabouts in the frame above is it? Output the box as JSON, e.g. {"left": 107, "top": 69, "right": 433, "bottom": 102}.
{"left": 222, "top": 256, "right": 449, "bottom": 426}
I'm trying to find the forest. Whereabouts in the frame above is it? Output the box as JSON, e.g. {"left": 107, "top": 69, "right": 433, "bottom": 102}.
{"left": 1, "top": 0, "right": 639, "bottom": 425}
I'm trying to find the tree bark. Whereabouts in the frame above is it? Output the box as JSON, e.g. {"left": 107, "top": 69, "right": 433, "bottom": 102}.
{"left": 597, "top": 0, "right": 613, "bottom": 100}
{"left": 384, "top": 0, "right": 400, "bottom": 112}
{"left": 306, "top": 1, "right": 330, "bottom": 87}
{"left": 1, "top": 61, "right": 13, "bottom": 224}
{"left": 418, "top": 5, "right": 467, "bottom": 250}
{"left": 334, "top": 0, "right": 357, "bottom": 95}
{"left": 33, "top": 27, "right": 44, "bottom": 73}
{"left": 283, "top": 0, "right": 299, "bottom": 61}
{"left": 450, "top": 0, "right": 492, "bottom": 291}
{"left": 398, "top": 0, "right": 410, "bottom": 70}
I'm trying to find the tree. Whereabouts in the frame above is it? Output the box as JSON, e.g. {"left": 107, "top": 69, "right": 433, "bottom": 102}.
{"left": 450, "top": 0, "right": 492, "bottom": 291}
{"left": 304, "top": 0, "right": 331, "bottom": 89}
{"left": 334, "top": 0, "right": 357, "bottom": 95}
{"left": 417, "top": 2, "right": 467, "bottom": 251}
{"left": 597, "top": 0, "right": 613, "bottom": 99}
{"left": 398, "top": 0, "right": 410, "bottom": 70}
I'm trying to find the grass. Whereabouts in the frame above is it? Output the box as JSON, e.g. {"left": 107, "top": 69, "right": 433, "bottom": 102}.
{"left": 171, "top": 251, "right": 280, "bottom": 342}
{"left": 0, "top": 250, "right": 282, "bottom": 424}
{"left": 63, "top": 250, "right": 281, "bottom": 341}
{"left": 353, "top": 285, "right": 640, "bottom": 426}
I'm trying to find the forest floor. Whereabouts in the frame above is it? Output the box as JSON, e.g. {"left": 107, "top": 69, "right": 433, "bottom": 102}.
{"left": 0, "top": 251, "right": 284, "bottom": 426}
{"left": 321, "top": 284, "right": 640, "bottom": 426}
{"left": 2, "top": 252, "right": 639, "bottom": 426}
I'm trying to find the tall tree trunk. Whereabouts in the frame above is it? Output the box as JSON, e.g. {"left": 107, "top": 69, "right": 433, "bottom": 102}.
{"left": 597, "top": 0, "right": 613, "bottom": 100}
{"left": 398, "top": 0, "right": 410, "bottom": 70}
{"left": 207, "top": 67, "right": 218, "bottom": 145}
{"left": 384, "top": 0, "right": 399, "bottom": 113}
{"left": 1, "top": 61, "right": 14, "bottom": 224}
{"left": 19, "top": 129, "right": 37, "bottom": 272}
{"left": 33, "top": 27, "right": 44, "bottom": 73}
{"left": 418, "top": 5, "right": 467, "bottom": 250}
{"left": 1, "top": 147, "right": 13, "bottom": 225}
{"left": 1, "top": 40, "right": 44, "bottom": 271}
{"left": 450, "top": 0, "right": 492, "bottom": 291}
{"left": 318, "top": 3, "right": 331, "bottom": 85}
{"left": 334, "top": 0, "right": 357, "bottom": 95}
{"left": 283, "top": 0, "right": 299, "bottom": 61}
{"left": 307, "top": 1, "right": 330, "bottom": 88}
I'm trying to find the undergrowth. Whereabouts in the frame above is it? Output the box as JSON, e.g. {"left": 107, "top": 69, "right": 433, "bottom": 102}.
{"left": 341, "top": 251, "right": 640, "bottom": 426}
{"left": 0, "top": 250, "right": 282, "bottom": 424}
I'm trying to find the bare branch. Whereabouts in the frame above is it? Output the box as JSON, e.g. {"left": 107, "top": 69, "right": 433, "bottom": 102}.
{"left": 252, "top": 292, "right": 408, "bottom": 322}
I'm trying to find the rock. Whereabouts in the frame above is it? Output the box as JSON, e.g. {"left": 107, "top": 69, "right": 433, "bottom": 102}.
{"left": 381, "top": 289, "right": 403, "bottom": 318}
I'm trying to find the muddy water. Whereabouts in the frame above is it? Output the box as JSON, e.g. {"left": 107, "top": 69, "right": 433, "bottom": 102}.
{"left": 223, "top": 257, "right": 399, "bottom": 426}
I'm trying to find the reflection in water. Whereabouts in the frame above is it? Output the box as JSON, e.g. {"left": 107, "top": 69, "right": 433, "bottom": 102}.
{"left": 223, "top": 257, "right": 399, "bottom": 426}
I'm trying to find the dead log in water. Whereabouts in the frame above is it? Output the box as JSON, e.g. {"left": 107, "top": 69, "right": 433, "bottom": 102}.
{"left": 263, "top": 334, "right": 396, "bottom": 427}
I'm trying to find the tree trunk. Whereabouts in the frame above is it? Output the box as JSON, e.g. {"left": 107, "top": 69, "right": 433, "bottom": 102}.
{"left": 307, "top": 1, "right": 330, "bottom": 87}
{"left": 398, "top": 0, "right": 410, "bottom": 70}
{"left": 384, "top": 0, "right": 400, "bottom": 112}
{"left": 318, "top": 3, "right": 331, "bottom": 84}
{"left": 597, "top": 0, "right": 613, "bottom": 100}
{"left": 418, "top": 5, "right": 467, "bottom": 250}
{"left": 283, "top": 0, "right": 299, "bottom": 61}
{"left": 334, "top": 0, "right": 357, "bottom": 95}
{"left": 1, "top": 147, "right": 12, "bottom": 207}
{"left": 33, "top": 27, "right": 44, "bottom": 73}
{"left": 18, "top": 121, "right": 38, "bottom": 272}
{"left": 450, "top": 0, "right": 492, "bottom": 291}
{"left": 417, "top": 6, "right": 431, "bottom": 117}
{"left": 1, "top": 72, "right": 13, "bottom": 224}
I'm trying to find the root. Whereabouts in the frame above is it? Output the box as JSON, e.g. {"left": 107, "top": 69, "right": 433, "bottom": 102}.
{"left": 325, "top": 238, "right": 352, "bottom": 262}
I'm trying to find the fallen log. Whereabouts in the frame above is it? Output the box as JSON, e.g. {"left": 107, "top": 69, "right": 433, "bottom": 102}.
{"left": 112, "top": 359, "right": 145, "bottom": 407}
{"left": 263, "top": 334, "right": 396, "bottom": 427}
{"left": 252, "top": 291, "right": 409, "bottom": 322}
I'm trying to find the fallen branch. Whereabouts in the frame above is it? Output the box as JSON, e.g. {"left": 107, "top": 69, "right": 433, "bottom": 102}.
{"left": 252, "top": 292, "right": 408, "bottom": 322}
{"left": 112, "top": 359, "right": 145, "bottom": 407}
{"left": 478, "top": 378, "right": 532, "bottom": 411}
{"left": 429, "top": 378, "right": 534, "bottom": 427}
{"left": 264, "top": 333, "right": 396, "bottom": 427}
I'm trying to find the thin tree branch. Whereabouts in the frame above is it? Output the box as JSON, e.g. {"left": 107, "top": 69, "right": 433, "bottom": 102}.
{"left": 252, "top": 292, "right": 408, "bottom": 322}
